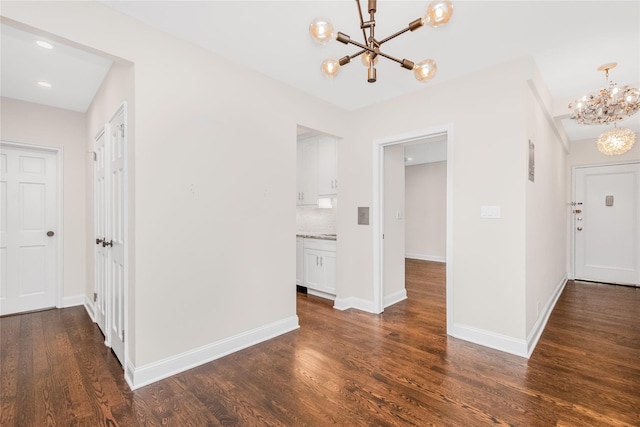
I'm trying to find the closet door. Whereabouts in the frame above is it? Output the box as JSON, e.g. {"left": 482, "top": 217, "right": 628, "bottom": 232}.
{"left": 93, "top": 103, "right": 127, "bottom": 367}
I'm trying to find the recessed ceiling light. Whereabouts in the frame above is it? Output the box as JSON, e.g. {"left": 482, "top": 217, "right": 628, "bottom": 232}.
{"left": 35, "top": 40, "right": 54, "bottom": 49}
{"left": 38, "top": 81, "right": 52, "bottom": 88}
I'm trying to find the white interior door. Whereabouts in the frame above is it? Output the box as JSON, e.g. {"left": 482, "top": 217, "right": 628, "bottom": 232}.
{"left": 574, "top": 163, "right": 640, "bottom": 286}
{"left": 0, "top": 144, "right": 58, "bottom": 315}
{"left": 94, "top": 130, "right": 108, "bottom": 335}
{"left": 108, "top": 108, "right": 126, "bottom": 365}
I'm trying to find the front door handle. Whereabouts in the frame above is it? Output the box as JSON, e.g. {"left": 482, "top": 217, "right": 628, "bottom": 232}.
{"left": 102, "top": 240, "right": 113, "bottom": 247}
{"left": 96, "top": 238, "right": 104, "bottom": 245}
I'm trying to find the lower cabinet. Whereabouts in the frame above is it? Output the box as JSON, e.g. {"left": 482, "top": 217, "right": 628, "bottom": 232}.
{"left": 301, "top": 238, "right": 336, "bottom": 298}
{"left": 296, "top": 237, "right": 303, "bottom": 286}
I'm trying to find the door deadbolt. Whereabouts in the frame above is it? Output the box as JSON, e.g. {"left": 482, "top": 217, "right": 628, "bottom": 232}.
{"left": 577, "top": 227, "right": 583, "bottom": 231}
{"left": 46, "top": 231, "right": 55, "bottom": 237}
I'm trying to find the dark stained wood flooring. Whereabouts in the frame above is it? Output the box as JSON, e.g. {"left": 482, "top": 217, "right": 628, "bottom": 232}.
{"left": 1, "top": 259, "right": 639, "bottom": 426}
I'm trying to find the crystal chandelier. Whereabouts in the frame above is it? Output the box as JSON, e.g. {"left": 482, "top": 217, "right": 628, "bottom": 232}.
{"left": 596, "top": 124, "right": 636, "bottom": 156}
{"left": 568, "top": 63, "right": 640, "bottom": 125}
{"left": 309, "top": 0, "right": 454, "bottom": 83}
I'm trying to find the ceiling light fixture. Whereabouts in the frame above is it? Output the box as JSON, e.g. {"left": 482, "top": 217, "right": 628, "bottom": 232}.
{"left": 35, "top": 40, "right": 54, "bottom": 49}
{"left": 309, "top": 0, "right": 453, "bottom": 83}
{"left": 596, "top": 123, "right": 635, "bottom": 156}
{"left": 37, "top": 81, "right": 52, "bottom": 88}
{"left": 568, "top": 62, "right": 640, "bottom": 125}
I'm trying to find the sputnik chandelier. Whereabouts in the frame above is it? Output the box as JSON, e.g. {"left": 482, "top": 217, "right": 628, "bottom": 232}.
{"left": 309, "top": 0, "right": 454, "bottom": 83}
{"left": 569, "top": 62, "right": 639, "bottom": 155}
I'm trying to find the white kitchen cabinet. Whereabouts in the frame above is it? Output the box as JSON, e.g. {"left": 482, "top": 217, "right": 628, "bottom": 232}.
{"left": 296, "top": 138, "right": 318, "bottom": 206}
{"left": 296, "top": 237, "right": 304, "bottom": 286}
{"left": 297, "top": 135, "right": 338, "bottom": 205}
{"left": 317, "top": 136, "right": 337, "bottom": 197}
{"left": 303, "top": 238, "right": 337, "bottom": 297}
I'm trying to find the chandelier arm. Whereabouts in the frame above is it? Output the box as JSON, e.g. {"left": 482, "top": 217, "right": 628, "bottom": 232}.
{"left": 376, "top": 49, "right": 414, "bottom": 69}
{"left": 379, "top": 18, "right": 424, "bottom": 45}
{"left": 355, "top": 0, "right": 368, "bottom": 43}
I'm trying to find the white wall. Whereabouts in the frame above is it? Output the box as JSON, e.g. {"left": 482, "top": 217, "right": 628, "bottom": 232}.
{"left": 0, "top": 97, "right": 87, "bottom": 302}
{"left": 338, "top": 58, "right": 533, "bottom": 344}
{"left": 525, "top": 67, "right": 569, "bottom": 344}
{"left": 405, "top": 161, "right": 446, "bottom": 261}
{"left": 383, "top": 144, "right": 405, "bottom": 303}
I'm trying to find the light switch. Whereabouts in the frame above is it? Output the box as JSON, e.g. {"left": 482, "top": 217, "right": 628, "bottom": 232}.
{"left": 358, "top": 207, "right": 370, "bottom": 225}
{"left": 480, "top": 205, "right": 501, "bottom": 218}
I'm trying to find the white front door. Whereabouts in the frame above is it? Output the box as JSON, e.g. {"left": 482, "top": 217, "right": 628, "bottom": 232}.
{"left": 107, "top": 108, "right": 126, "bottom": 365}
{"left": 574, "top": 163, "right": 640, "bottom": 286}
{"left": 0, "top": 144, "right": 58, "bottom": 315}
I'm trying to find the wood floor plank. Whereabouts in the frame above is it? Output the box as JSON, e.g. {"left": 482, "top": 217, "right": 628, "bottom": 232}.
{"left": 1, "top": 260, "right": 639, "bottom": 426}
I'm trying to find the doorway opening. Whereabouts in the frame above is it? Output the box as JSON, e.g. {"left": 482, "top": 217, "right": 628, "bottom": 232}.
{"left": 373, "top": 124, "right": 453, "bottom": 334}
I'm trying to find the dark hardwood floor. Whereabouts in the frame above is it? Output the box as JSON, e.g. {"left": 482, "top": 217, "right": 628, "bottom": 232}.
{"left": 1, "top": 259, "right": 639, "bottom": 426}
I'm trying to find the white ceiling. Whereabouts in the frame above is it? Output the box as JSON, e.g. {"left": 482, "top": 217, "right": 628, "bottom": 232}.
{"left": 2, "top": 1, "right": 639, "bottom": 142}
{"left": 0, "top": 23, "right": 112, "bottom": 112}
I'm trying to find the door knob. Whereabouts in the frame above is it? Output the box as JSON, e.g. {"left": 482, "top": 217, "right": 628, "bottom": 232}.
{"left": 577, "top": 227, "right": 583, "bottom": 231}
{"left": 46, "top": 231, "right": 55, "bottom": 237}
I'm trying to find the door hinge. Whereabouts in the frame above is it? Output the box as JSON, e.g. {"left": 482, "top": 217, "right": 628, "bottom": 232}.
{"left": 93, "top": 292, "right": 97, "bottom": 302}
{"left": 119, "top": 123, "right": 125, "bottom": 138}
{"left": 93, "top": 152, "right": 97, "bottom": 161}
{"left": 122, "top": 330, "right": 125, "bottom": 341}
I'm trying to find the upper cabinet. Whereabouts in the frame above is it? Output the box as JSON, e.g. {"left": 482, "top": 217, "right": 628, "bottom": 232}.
{"left": 317, "top": 136, "right": 337, "bottom": 197}
{"left": 297, "top": 134, "right": 338, "bottom": 206}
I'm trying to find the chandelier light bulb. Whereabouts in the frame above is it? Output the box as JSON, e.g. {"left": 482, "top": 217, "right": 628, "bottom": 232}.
{"left": 425, "top": 0, "right": 454, "bottom": 28}
{"left": 413, "top": 59, "right": 437, "bottom": 82}
{"left": 309, "top": 18, "right": 335, "bottom": 45}
{"left": 597, "top": 127, "right": 636, "bottom": 155}
{"left": 321, "top": 58, "right": 340, "bottom": 78}
{"left": 361, "top": 52, "right": 379, "bottom": 67}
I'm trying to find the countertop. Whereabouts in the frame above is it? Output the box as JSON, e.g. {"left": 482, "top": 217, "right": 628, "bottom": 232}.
{"left": 296, "top": 233, "right": 337, "bottom": 241}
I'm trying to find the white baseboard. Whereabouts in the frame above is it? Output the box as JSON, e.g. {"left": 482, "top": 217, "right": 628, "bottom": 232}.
{"left": 60, "top": 294, "right": 85, "bottom": 308}
{"left": 526, "top": 274, "right": 567, "bottom": 357}
{"left": 449, "top": 274, "right": 569, "bottom": 359}
{"left": 333, "top": 296, "right": 379, "bottom": 313}
{"left": 384, "top": 289, "right": 407, "bottom": 308}
{"left": 127, "top": 315, "right": 299, "bottom": 390}
{"left": 405, "top": 253, "right": 446, "bottom": 263}
{"left": 449, "top": 323, "right": 528, "bottom": 358}
{"left": 83, "top": 295, "right": 96, "bottom": 322}
{"left": 307, "top": 289, "right": 335, "bottom": 301}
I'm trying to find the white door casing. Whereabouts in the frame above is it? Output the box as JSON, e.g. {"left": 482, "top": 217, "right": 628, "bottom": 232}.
{"left": 0, "top": 143, "right": 59, "bottom": 315}
{"left": 574, "top": 162, "right": 640, "bottom": 286}
{"left": 108, "top": 107, "right": 126, "bottom": 365}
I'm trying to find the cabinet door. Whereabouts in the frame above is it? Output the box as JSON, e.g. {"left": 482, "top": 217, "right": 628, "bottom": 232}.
{"left": 317, "top": 136, "right": 337, "bottom": 196}
{"left": 321, "top": 251, "right": 337, "bottom": 294}
{"left": 297, "top": 138, "right": 318, "bottom": 205}
{"left": 303, "top": 249, "right": 323, "bottom": 291}
{"left": 296, "top": 238, "right": 304, "bottom": 286}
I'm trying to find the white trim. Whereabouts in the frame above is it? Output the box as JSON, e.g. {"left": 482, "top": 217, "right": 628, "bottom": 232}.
{"left": 372, "top": 124, "right": 454, "bottom": 332}
{"left": 126, "top": 315, "right": 299, "bottom": 390}
{"left": 333, "top": 297, "right": 377, "bottom": 313}
{"left": 61, "top": 294, "right": 84, "bottom": 308}
{"left": 383, "top": 289, "right": 407, "bottom": 308}
{"left": 306, "top": 289, "right": 335, "bottom": 301}
{"left": 0, "top": 141, "right": 63, "bottom": 313}
{"left": 448, "top": 323, "right": 529, "bottom": 358}
{"left": 83, "top": 295, "right": 96, "bottom": 322}
{"left": 526, "top": 274, "right": 567, "bottom": 357}
{"left": 405, "top": 253, "right": 446, "bottom": 263}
